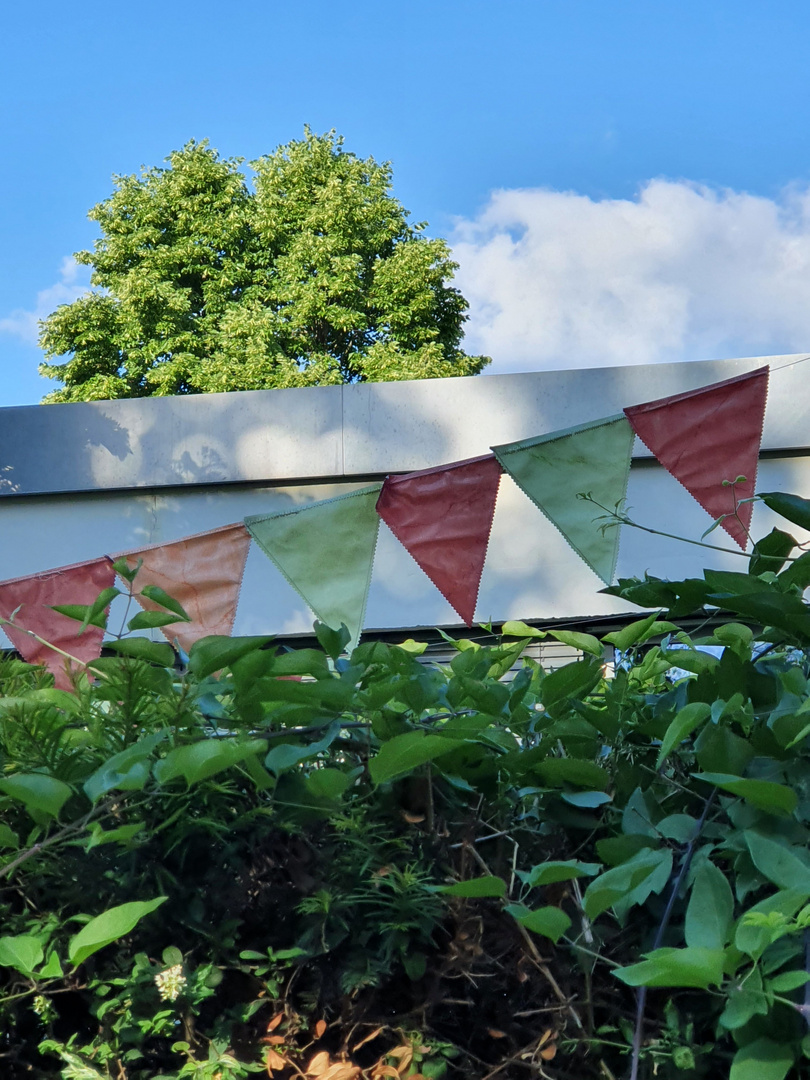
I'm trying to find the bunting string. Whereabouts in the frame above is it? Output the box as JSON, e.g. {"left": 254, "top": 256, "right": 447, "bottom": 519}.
{"left": 0, "top": 365, "right": 776, "bottom": 665}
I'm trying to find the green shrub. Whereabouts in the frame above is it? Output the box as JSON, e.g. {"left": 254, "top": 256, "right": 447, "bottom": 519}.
{"left": 2, "top": 495, "right": 810, "bottom": 1078}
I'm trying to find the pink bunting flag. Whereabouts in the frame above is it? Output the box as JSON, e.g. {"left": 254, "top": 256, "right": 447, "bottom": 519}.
{"left": 0, "top": 557, "right": 115, "bottom": 688}
{"left": 624, "top": 366, "right": 769, "bottom": 549}
{"left": 376, "top": 454, "right": 503, "bottom": 625}
{"left": 113, "top": 523, "right": 251, "bottom": 653}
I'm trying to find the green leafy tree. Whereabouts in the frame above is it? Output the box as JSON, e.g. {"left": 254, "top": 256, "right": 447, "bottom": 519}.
{"left": 38, "top": 131, "right": 489, "bottom": 402}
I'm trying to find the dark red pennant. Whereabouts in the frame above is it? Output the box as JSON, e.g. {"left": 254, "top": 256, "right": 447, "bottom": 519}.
{"left": 624, "top": 366, "right": 769, "bottom": 549}
{"left": 376, "top": 454, "right": 503, "bottom": 625}
{"left": 0, "top": 557, "right": 115, "bottom": 688}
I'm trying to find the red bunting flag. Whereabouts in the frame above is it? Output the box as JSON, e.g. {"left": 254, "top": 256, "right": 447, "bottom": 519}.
{"left": 114, "top": 523, "right": 251, "bottom": 653}
{"left": 624, "top": 366, "right": 769, "bottom": 549}
{"left": 376, "top": 454, "right": 503, "bottom": 625}
{"left": 0, "top": 557, "right": 115, "bottom": 688}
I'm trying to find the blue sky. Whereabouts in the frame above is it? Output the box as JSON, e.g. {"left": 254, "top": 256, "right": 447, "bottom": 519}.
{"left": 3, "top": 1, "right": 810, "bottom": 405}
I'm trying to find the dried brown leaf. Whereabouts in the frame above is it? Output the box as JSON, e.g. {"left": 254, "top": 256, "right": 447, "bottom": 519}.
{"left": 396, "top": 1051, "right": 413, "bottom": 1074}
{"left": 401, "top": 812, "right": 425, "bottom": 824}
{"left": 267, "top": 1013, "right": 284, "bottom": 1032}
{"left": 321, "top": 1067, "right": 361, "bottom": 1080}
{"left": 539, "top": 1044, "right": 558, "bottom": 1061}
{"left": 314, "top": 1019, "right": 327, "bottom": 1039}
{"left": 370, "top": 1068, "right": 400, "bottom": 1080}
{"left": 266, "top": 1035, "right": 286, "bottom": 1045}
{"left": 307, "top": 1051, "right": 332, "bottom": 1076}
{"left": 487, "top": 1029, "right": 507, "bottom": 1039}
{"left": 266, "top": 1048, "right": 286, "bottom": 1074}
{"left": 386, "top": 1046, "right": 411, "bottom": 1059}
{"left": 352, "top": 1026, "right": 384, "bottom": 1052}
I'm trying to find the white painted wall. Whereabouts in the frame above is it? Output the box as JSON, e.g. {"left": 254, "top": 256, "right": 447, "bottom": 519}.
{"left": 0, "top": 354, "right": 807, "bottom": 646}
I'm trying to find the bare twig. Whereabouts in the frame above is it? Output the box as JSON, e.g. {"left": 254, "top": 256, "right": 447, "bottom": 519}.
{"left": 628, "top": 788, "right": 717, "bottom": 1080}
{"left": 0, "top": 802, "right": 111, "bottom": 883}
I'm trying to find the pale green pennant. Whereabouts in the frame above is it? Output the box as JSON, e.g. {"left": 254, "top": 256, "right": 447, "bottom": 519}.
{"left": 493, "top": 415, "right": 634, "bottom": 584}
{"left": 245, "top": 484, "right": 383, "bottom": 647}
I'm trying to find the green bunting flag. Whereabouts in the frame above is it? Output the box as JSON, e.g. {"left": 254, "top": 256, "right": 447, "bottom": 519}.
{"left": 245, "top": 485, "right": 383, "bottom": 647}
{"left": 493, "top": 415, "right": 635, "bottom": 585}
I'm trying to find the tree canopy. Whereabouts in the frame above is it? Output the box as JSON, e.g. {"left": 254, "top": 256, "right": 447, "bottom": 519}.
{"left": 38, "top": 131, "right": 489, "bottom": 402}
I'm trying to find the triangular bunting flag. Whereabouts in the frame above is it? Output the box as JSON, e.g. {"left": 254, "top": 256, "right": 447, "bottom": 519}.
{"left": 113, "top": 523, "right": 251, "bottom": 653}
{"left": 376, "top": 455, "right": 503, "bottom": 625}
{"left": 245, "top": 485, "right": 383, "bottom": 647}
{"left": 0, "top": 557, "right": 115, "bottom": 688}
{"left": 493, "top": 415, "right": 634, "bottom": 584}
{"left": 624, "top": 366, "right": 769, "bottom": 549}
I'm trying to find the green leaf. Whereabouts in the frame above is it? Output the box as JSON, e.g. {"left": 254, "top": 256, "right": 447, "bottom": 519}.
{"left": 693, "top": 773, "right": 798, "bottom": 816}
{"left": 0, "top": 774, "right": 72, "bottom": 819}
{"left": 730, "top": 1038, "right": 794, "bottom": 1080}
{"left": 265, "top": 722, "right": 341, "bottom": 776}
{"left": 505, "top": 903, "right": 571, "bottom": 943}
{"left": 522, "top": 860, "right": 601, "bottom": 887}
{"left": 684, "top": 861, "right": 734, "bottom": 949}
{"left": 39, "top": 951, "right": 64, "bottom": 978}
{"left": 369, "top": 732, "right": 463, "bottom": 785}
{"left": 105, "top": 637, "right": 175, "bottom": 666}
{"left": 501, "top": 620, "right": 545, "bottom": 639}
{"left": 540, "top": 658, "right": 602, "bottom": 710}
{"left": 662, "top": 648, "right": 719, "bottom": 675}
{"left": 314, "top": 620, "right": 351, "bottom": 659}
{"left": 437, "top": 876, "right": 506, "bottom": 898}
{"left": 269, "top": 649, "right": 331, "bottom": 679}
{"left": 546, "top": 630, "right": 603, "bottom": 657}
{"left": 402, "top": 950, "right": 426, "bottom": 980}
{"left": 745, "top": 830, "right": 810, "bottom": 891}
{"left": 0, "top": 934, "right": 44, "bottom": 975}
{"left": 83, "top": 731, "right": 167, "bottom": 802}
{"left": 188, "top": 635, "right": 273, "bottom": 679}
{"left": 1, "top": 688, "right": 82, "bottom": 714}
{"left": 86, "top": 822, "right": 145, "bottom": 849}
{"left": 583, "top": 849, "right": 666, "bottom": 920}
{"left": 113, "top": 556, "right": 140, "bottom": 584}
{"left": 769, "top": 969, "right": 810, "bottom": 992}
{"left": 50, "top": 602, "right": 108, "bottom": 630}
{"left": 138, "top": 585, "right": 190, "bottom": 620}
{"left": 614, "top": 946, "right": 725, "bottom": 989}
{"left": 656, "top": 702, "right": 711, "bottom": 767}
{"left": 749, "top": 528, "right": 797, "bottom": 575}
{"left": 779, "top": 549, "right": 810, "bottom": 591}
{"left": 153, "top": 738, "right": 267, "bottom": 787}
{"left": 127, "top": 610, "right": 185, "bottom": 631}
{"left": 603, "top": 613, "right": 662, "bottom": 652}
{"left": 0, "top": 823, "right": 18, "bottom": 849}
{"left": 535, "top": 757, "right": 609, "bottom": 790}
{"left": 396, "top": 639, "right": 428, "bottom": 656}
{"left": 68, "top": 897, "right": 167, "bottom": 967}
{"left": 305, "top": 768, "right": 352, "bottom": 801}
{"left": 759, "top": 491, "right": 810, "bottom": 533}
{"left": 596, "top": 835, "right": 657, "bottom": 866}
{"left": 52, "top": 585, "right": 121, "bottom": 633}
{"left": 656, "top": 814, "right": 697, "bottom": 842}
{"left": 735, "top": 890, "right": 808, "bottom": 958}
{"left": 560, "top": 789, "right": 612, "bottom": 808}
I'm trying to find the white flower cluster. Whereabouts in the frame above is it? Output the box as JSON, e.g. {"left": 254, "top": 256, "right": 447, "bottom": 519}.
{"left": 154, "top": 963, "right": 187, "bottom": 1002}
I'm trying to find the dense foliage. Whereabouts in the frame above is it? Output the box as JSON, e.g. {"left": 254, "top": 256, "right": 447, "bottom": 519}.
{"left": 37, "top": 131, "right": 488, "bottom": 403}
{"left": 3, "top": 493, "right": 810, "bottom": 1079}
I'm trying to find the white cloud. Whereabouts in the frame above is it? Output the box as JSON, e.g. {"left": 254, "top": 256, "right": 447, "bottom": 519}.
{"left": 0, "top": 257, "right": 92, "bottom": 345}
{"left": 452, "top": 180, "right": 810, "bottom": 370}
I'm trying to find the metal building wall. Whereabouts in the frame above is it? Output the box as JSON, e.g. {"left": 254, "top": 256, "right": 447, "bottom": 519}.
{"left": 0, "top": 354, "right": 807, "bottom": 645}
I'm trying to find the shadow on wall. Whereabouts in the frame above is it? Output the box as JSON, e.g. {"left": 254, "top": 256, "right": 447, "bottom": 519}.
{"left": 0, "top": 403, "right": 133, "bottom": 495}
